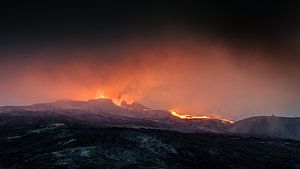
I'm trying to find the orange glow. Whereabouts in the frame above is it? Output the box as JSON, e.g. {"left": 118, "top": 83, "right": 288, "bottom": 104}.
{"left": 95, "top": 89, "right": 121, "bottom": 106}
{"left": 169, "top": 109, "right": 234, "bottom": 123}
{"left": 95, "top": 89, "right": 135, "bottom": 106}
{"left": 2, "top": 34, "right": 296, "bottom": 120}
{"left": 169, "top": 109, "right": 211, "bottom": 119}
{"left": 95, "top": 90, "right": 106, "bottom": 99}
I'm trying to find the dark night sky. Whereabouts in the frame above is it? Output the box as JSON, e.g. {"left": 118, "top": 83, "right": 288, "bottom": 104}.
{"left": 0, "top": 1, "right": 300, "bottom": 119}
{"left": 1, "top": 1, "right": 299, "bottom": 44}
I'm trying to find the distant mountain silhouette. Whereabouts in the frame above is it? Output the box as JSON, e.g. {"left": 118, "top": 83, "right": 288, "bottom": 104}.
{"left": 228, "top": 116, "right": 300, "bottom": 140}
{"left": 1, "top": 99, "right": 299, "bottom": 140}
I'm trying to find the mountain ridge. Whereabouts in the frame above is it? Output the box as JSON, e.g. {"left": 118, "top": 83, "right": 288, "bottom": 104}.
{"left": 0, "top": 99, "right": 299, "bottom": 140}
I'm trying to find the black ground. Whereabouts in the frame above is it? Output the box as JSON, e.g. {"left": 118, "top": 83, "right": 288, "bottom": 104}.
{"left": 0, "top": 125, "right": 299, "bottom": 169}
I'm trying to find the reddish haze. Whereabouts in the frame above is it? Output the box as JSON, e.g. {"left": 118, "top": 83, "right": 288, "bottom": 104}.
{"left": 0, "top": 34, "right": 299, "bottom": 120}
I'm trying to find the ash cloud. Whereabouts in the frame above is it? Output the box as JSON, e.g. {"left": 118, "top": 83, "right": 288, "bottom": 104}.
{"left": 0, "top": 1, "right": 300, "bottom": 119}
{"left": 0, "top": 32, "right": 300, "bottom": 120}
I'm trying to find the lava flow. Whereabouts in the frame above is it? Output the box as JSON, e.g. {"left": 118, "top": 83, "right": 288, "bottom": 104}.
{"left": 95, "top": 89, "right": 234, "bottom": 124}
{"left": 169, "top": 109, "right": 210, "bottom": 119}
{"left": 169, "top": 109, "right": 234, "bottom": 124}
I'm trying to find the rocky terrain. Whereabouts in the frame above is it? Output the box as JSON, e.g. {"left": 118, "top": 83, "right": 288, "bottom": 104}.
{"left": 229, "top": 116, "right": 300, "bottom": 140}
{"left": 0, "top": 99, "right": 300, "bottom": 168}
{"left": 0, "top": 99, "right": 299, "bottom": 140}
{"left": 0, "top": 99, "right": 233, "bottom": 133}
{"left": 0, "top": 125, "right": 299, "bottom": 169}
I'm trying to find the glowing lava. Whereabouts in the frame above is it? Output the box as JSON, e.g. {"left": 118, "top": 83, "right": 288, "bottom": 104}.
{"left": 169, "top": 109, "right": 234, "bottom": 124}
{"left": 95, "top": 89, "right": 234, "bottom": 124}
{"left": 95, "top": 89, "right": 123, "bottom": 106}
{"left": 169, "top": 109, "right": 210, "bottom": 119}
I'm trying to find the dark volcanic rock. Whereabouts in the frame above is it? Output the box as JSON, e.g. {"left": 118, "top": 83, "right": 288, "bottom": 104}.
{"left": 1, "top": 99, "right": 300, "bottom": 141}
{"left": 121, "top": 101, "right": 150, "bottom": 110}
{"left": 0, "top": 99, "right": 233, "bottom": 134}
{"left": 0, "top": 126, "right": 299, "bottom": 169}
{"left": 229, "top": 116, "right": 300, "bottom": 140}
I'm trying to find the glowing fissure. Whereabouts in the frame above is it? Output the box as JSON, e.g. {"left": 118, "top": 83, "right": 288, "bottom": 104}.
{"left": 169, "top": 109, "right": 234, "bottom": 124}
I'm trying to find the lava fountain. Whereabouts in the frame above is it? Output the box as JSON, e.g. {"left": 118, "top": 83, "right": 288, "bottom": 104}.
{"left": 95, "top": 89, "right": 137, "bottom": 106}
{"left": 95, "top": 89, "right": 123, "bottom": 106}
{"left": 95, "top": 89, "right": 234, "bottom": 123}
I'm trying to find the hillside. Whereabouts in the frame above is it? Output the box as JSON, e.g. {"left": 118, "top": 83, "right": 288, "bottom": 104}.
{"left": 0, "top": 126, "right": 299, "bottom": 169}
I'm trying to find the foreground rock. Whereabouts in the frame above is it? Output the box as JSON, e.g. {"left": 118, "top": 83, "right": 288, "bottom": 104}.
{"left": 0, "top": 125, "right": 299, "bottom": 169}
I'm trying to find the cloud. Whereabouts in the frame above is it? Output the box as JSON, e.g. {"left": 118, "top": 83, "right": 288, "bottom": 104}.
{"left": 0, "top": 32, "right": 299, "bottom": 120}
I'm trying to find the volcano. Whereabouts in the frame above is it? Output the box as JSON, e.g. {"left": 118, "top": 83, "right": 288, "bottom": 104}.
{"left": 0, "top": 99, "right": 233, "bottom": 133}
{"left": 1, "top": 99, "right": 299, "bottom": 140}
{"left": 1, "top": 99, "right": 300, "bottom": 169}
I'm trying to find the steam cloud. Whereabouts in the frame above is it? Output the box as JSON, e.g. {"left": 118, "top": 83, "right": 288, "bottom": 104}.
{"left": 0, "top": 32, "right": 299, "bottom": 120}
